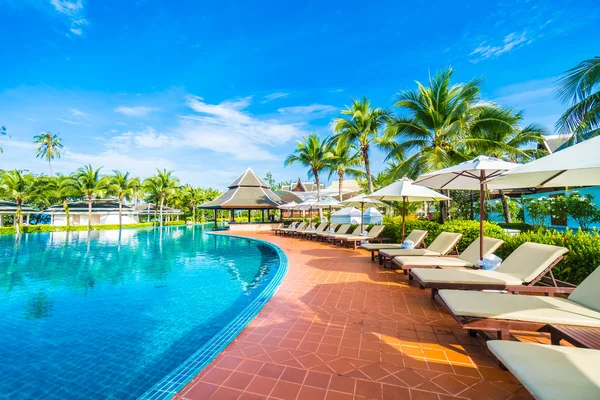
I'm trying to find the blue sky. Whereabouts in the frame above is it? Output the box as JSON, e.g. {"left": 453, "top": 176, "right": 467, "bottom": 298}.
{"left": 0, "top": 0, "right": 598, "bottom": 189}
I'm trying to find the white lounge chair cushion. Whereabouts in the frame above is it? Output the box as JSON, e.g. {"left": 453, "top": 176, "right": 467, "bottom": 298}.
{"left": 494, "top": 242, "right": 568, "bottom": 283}
{"left": 438, "top": 290, "right": 600, "bottom": 327}
{"left": 394, "top": 256, "right": 474, "bottom": 268}
{"left": 360, "top": 243, "right": 406, "bottom": 250}
{"left": 488, "top": 341, "right": 600, "bottom": 400}
{"left": 405, "top": 230, "right": 428, "bottom": 246}
{"left": 380, "top": 249, "right": 441, "bottom": 257}
{"left": 411, "top": 268, "right": 524, "bottom": 286}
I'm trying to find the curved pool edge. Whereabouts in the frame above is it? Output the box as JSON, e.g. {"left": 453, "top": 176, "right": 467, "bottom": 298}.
{"left": 138, "top": 233, "right": 288, "bottom": 400}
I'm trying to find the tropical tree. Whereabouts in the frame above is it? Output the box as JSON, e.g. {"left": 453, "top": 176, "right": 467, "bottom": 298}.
{"left": 326, "top": 141, "right": 363, "bottom": 201}
{"left": 556, "top": 56, "right": 600, "bottom": 146}
{"left": 332, "top": 97, "right": 392, "bottom": 193}
{"left": 183, "top": 185, "right": 205, "bottom": 223}
{"left": 33, "top": 132, "right": 63, "bottom": 176}
{"left": 109, "top": 171, "right": 139, "bottom": 229}
{"left": 35, "top": 174, "right": 77, "bottom": 228}
{"left": 284, "top": 132, "right": 332, "bottom": 200}
{"left": 143, "top": 169, "right": 180, "bottom": 227}
{"left": 0, "top": 170, "right": 35, "bottom": 234}
{"left": 463, "top": 107, "right": 547, "bottom": 222}
{"left": 0, "top": 126, "right": 7, "bottom": 153}
{"left": 72, "top": 165, "right": 108, "bottom": 231}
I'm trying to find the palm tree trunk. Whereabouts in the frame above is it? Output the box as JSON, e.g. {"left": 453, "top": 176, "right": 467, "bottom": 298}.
{"left": 338, "top": 171, "right": 344, "bottom": 201}
{"left": 499, "top": 190, "right": 512, "bottom": 223}
{"left": 362, "top": 146, "right": 373, "bottom": 193}
{"left": 49, "top": 160, "right": 53, "bottom": 176}
{"left": 439, "top": 190, "right": 450, "bottom": 223}
{"left": 314, "top": 170, "right": 323, "bottom": 221}
{"left": 63, "top": 198, "right": 71, "bottom": 230}
{"left": 160, "top": 196, "right": 165, "bottom": 227}
{"left": 15, "top": 202, "right": 22, "bottom": 235}
{"left": 192, "top": 203, "right": 196, "bottom": 224}
{"left": 118, "top": 198, "right": 123, "bottom": 229}
{"left": 88, "top": 199, "right": 92, "bottom": 231}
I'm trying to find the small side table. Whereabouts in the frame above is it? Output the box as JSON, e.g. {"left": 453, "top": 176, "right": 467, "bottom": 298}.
{"left": 547, "top": 325, "right": 600, "bottom": 349}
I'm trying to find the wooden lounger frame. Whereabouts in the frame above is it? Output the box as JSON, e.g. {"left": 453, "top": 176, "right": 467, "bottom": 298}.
{"left": 412, "top": 255, "right": 576, "bottom": 298}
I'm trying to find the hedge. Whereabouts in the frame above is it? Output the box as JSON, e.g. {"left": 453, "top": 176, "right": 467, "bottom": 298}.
{"left": 0, "top": 220, "right": 186, "bottom": 235}
{"left": 495, "top": 229, "right": 600, "bottom": 285}
{"left": 497, "top": 222, "right": 534, "bottom": 232}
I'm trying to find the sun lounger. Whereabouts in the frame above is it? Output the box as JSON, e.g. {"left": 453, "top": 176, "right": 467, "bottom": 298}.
{"left": 487, "top": 341, "right": 600, "bottom": 400}
{"left": 339, "top": 225, "right": 386, "bottom": 250}
{"left": 391, "top": 237, "right": 504, "bottom": 275}
{"left": 273, "top": 221, "right": 298, "bottom": 235}
{"left": 329, "top": 225, "right": 362, "bottom": 243}
{"left": 435, "top": 264, "right": 600, "bottom": 340}
{"left": 278, "top": 221, "right": 307, "bottom": 236}
{"left": 318, "top": 224, "right": 349, "bottom": 241}
{"left": 376, "top": 232, "right": 461, "bottom": 266}
{"left": 411, "top": 242, "right": 569, "bottom": 296}
{"left": 296, "top": 222, "right": 328, "bottom": 238}
{"left": 306, "top": 223, "right": 337, "bottom": 240}
{"left": 361, "top": 229, "right": 429, "bottom": 261}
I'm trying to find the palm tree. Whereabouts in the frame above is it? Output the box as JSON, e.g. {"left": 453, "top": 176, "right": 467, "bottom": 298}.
{"left": 332, "top": 97, "right": 391, "bottom": 193}
{"left": 0, "top": 126, "right": 7, "bottom": 153}
{"left": 326, "top": 141, "right": 363, "bottom": 201}
{"left": 284, "top": 132, "right": 332, "bottom": 200}
{"left": 143, "top": 169, "right": 180, "bottom": 227}
{"left": 183, "top": 185, "right": 205, "bottom": 223}
{"left": 463, "top": 107, "right": 547, "bottom": 222}
{"left": 36, "top": 174, "right": 77, "bottom": 229}
{"left": 0, "top": 170, "right": 35, "bottom": 234}
{"left": 556, "top": 57, "right": 600, "bottom": 146}
{"left": 109, "top": 171, "right": 139, "bottom": 229}
{"left": 34, "top": 132, "right": 64, "bottom": 176}
{"left": 72, "top": 165, "right": 108, "bottom": 231}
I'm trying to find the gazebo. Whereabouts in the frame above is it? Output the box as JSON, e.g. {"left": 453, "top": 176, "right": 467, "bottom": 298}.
{"left": 0, "top": 200, "right": 36, "bottom": 226}
{"left": 198, "top": 168, "right": 284, "bottom": 229}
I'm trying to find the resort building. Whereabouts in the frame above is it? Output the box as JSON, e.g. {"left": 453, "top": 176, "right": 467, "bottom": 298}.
{"left": 280, "top": 178, "right": 360, "bottom": 201}
{"left": 0, "top": 200, "right": 36, "bottom": 226}
{"left": 199, "top": 168, "right": 284, "bottom": 230}
{"left": 135, "top": 204, "right": 184, "bottom": 222}
{"left": 42, "top": 199, "right": 139, "bottom": 226}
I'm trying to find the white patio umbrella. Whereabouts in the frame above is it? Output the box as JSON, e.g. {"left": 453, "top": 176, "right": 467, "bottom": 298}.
{"left": 313, "top": 197, "right": 342, "bottom": 221}
{"left": 369, "top": 176, "right": 450, "bottom": 240}
{"left": 415, "top": 156, "right": 521, "bottom": 260}
{"left": 296, "top": 197, "right": 319, "bottom": 228}
{"left": 485, "top": 135, "right": 600, "bottom": 189}
{"left": 340, "top": 194, "right": 386, "bottom": 231}
{"left": 278, "top": 201, "right": 298, "bottom": 219}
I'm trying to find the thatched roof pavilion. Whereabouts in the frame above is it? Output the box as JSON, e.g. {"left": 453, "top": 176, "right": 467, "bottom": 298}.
{"left": 198, "top": 168, "right": 284, "bottom": 223}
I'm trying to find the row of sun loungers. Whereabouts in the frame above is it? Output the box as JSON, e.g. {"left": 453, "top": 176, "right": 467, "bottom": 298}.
{"left": 273, "top": 221, "right": 386, "bottom": 249}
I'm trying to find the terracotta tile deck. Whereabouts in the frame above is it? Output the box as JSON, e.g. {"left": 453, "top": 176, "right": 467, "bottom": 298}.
{"left": 176, "top": 232, "right": 543, "bottom": 400}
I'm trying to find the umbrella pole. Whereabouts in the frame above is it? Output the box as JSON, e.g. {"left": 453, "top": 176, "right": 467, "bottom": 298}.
{"left": 479, "top": 178, "right": 485, "bottom": 261}
{"left": 402, "top": 196, "right": 406, "bottom": 241}
{"left": 360, "top": 203, "right": 364, "bottom": 232}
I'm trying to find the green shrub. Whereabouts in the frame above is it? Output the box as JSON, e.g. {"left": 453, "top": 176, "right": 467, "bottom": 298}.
{"left": 496, "top": 228, "right": 600, "bottom": 285}
{"left": 497, "top": 222, "right": 534, "bottom": 232}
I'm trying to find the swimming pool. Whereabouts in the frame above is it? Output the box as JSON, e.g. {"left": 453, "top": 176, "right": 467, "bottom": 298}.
{"left": 0, "top": 225, "right": 286, "bottom": 399}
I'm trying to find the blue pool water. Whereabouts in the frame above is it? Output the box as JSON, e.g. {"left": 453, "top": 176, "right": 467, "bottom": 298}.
{"left": 0, "top": 225, "right": 283, "bottom": 399}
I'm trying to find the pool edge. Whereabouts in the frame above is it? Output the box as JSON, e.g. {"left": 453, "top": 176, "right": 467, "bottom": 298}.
{"left": 138, "top": 233, "right": 289, "bottom": 400}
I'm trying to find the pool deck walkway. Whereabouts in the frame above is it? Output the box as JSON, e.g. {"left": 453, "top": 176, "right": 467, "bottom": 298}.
{"left": 176, "top": 232, "right": 544, "bottom": 400}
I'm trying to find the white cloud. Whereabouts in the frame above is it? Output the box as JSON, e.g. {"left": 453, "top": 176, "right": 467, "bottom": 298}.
{"left": 277, "top": 104, "right": 337, "bottom": 117}
{"left": 50, "top": 0, "right": 88, "bottom": 36}
{"left": 470, "top": 31, "right": 529, "bottom": 60}
{"left": 69, "top": 108, "right": 91, "bottom": 118}
{"left": 114, "top": 106, "right": 160, "bottom": 117}
{"left": 261, "top": 92, "right": 288, "bottom": 103}
{"left": 55, "top": 117, "right": 81, "bottom": 125}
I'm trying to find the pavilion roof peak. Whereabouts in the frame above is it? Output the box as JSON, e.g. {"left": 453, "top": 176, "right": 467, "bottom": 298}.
{"left": 228, "top": 167, "right": 270, "bottom": 189}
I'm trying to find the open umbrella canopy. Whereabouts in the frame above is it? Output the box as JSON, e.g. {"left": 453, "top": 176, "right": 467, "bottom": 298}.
{"left": 369, "top": 177, "right": 450, "bottom": 240}
{"left": 415, "top": 156, "right": 521, "bottom": 260}
{"left": 313, "top": 197, "right": 342, "bottom": 208}
{"left": 341, "top": 194, "right": 386, "bottom": 231}
{"left": 278, "top": 201, "right": 298, "bottom": 210}
{"left": 369, "top": 176, "right": 450, "bottom": 202}
{"left": 296, "top": 197, "right": 319, "bottom": 210}
{"left": 485, "top": 135, "right": 600, "bottom": 189}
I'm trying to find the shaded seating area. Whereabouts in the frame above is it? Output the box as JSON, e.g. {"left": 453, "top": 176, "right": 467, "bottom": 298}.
{"left": 199, "top": 168, "right": 284, "bottom": 229}
{"left": 411, "top": 242, "right": 572, "bottom": 296}
{"left": 361, "top": 229, "right": 430, "bottom": 261}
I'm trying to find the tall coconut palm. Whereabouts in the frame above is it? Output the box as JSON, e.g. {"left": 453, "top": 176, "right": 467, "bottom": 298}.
{"left": 284, "top": 132, "right": 332, "bottom": 200}
{"left": 143, "top": 169, "right": 180, "bottom": 227}
{"left": 463, "top": 107, "right": 547, "bottom": 222}
{"left": 385, "top": 68, "right": 514, "bottom": 221}
{"left": 72, "top": 165, "right": 108, "bottom": 231}
{"left": 34, "top": 132, "right": 63, "bottom": 176}
{"left": 109, "top": 171, "right": 139, "bottom": 229}
{"left": 332, "top": 97, "right": 392, "bottom": 193}
{"left": 556, "top": 57, "right": 600, "bottom": 146}
{"left": 0, "top": 126, "right": 7, "bottom": 153}
{"left": 0, "top": 170, "right": 35, "bottom": 234}
{"left": 37, "top": 174, "right": 77, "bottom": 228}
{"left": 183, "top": 185, "right": 205, "bottom": 224}
{"left": 326, "top": 141, "right": 363, "bottom": 201}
